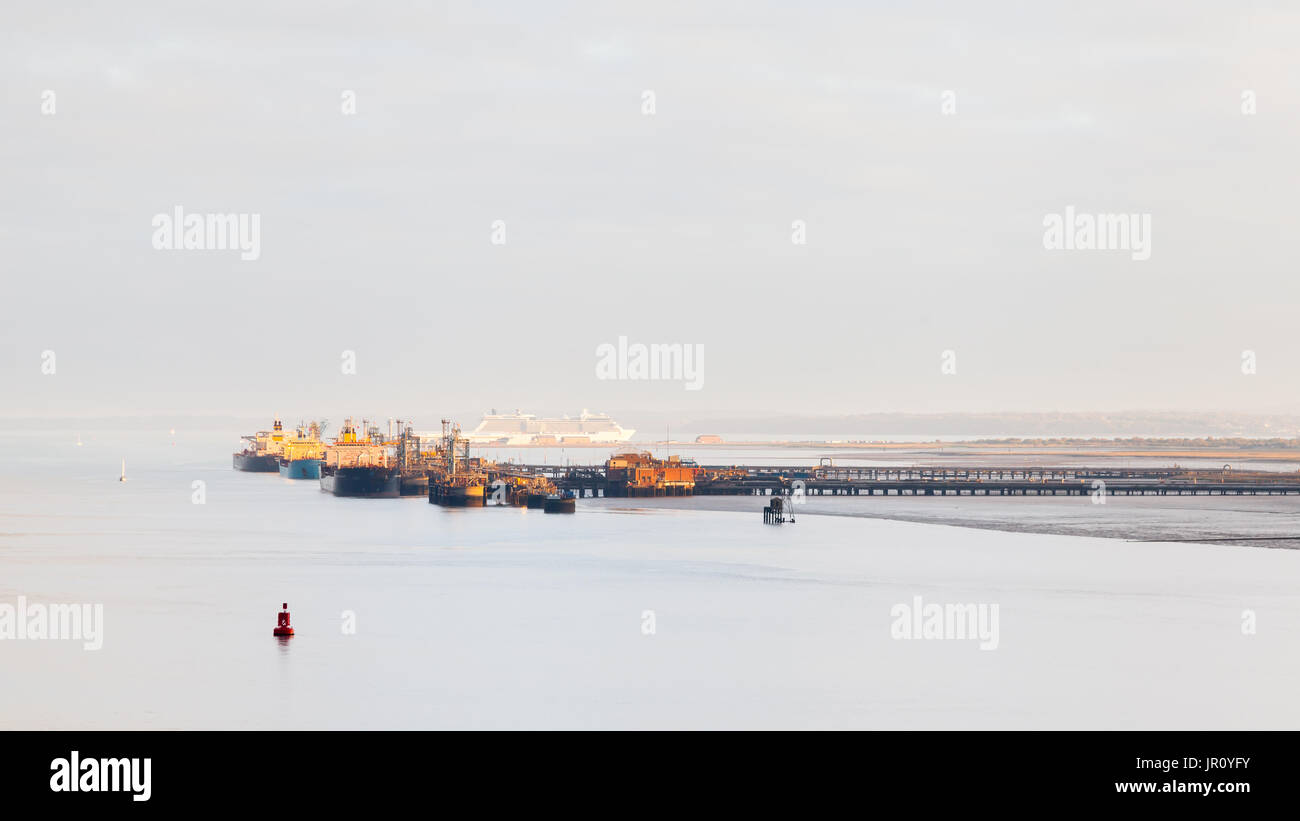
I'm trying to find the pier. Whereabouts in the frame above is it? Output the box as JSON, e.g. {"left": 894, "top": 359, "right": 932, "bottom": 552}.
{"left": 522, "top": 461, "right": 1300, "bottom": 499}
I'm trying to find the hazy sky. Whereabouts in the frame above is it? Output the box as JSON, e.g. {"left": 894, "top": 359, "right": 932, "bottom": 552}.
{"left": 3, "top": 1, "right": 1298, "bottom": 421}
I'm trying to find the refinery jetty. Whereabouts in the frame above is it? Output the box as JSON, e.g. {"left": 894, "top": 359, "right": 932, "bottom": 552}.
{"left": 233, "top": 416, "right": 1300, "bottom": 504}
{"left": 535, "top": 460, "right": 1300, "bottom": 498}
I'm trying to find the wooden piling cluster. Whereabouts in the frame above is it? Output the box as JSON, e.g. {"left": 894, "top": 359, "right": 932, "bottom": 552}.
{"left": 762, "top": 497, "right": 790, "bottom": 524}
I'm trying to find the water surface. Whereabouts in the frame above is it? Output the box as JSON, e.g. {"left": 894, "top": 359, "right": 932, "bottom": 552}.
{"left": 1, "top": 427, "right": 1297, "bottom": 729}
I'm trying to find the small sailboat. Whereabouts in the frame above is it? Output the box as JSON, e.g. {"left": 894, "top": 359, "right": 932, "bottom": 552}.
{"left": 119, "top": 459, "right": 126, "bottom": 483}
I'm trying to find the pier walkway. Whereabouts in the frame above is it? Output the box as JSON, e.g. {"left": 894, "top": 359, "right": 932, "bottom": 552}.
{"left": 517, "top": 463, "right": 1300, "bottom": 499}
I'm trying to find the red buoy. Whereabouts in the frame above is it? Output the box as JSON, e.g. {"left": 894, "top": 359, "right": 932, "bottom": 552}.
{"left": 273, "top": 602, "right": 294, "bottom": 637}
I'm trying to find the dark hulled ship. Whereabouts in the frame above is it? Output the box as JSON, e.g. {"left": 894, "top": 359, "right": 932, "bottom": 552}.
{"left": 320, "top": 463, "right": 400, "bottom": 497}
{"left": 233, "top": 452, "right": 279, "bottom": 471}
{"left": 319, "top": 418, "right": 400, "bottom": 498}
{"left": 233, "top": 417, "right": 288, "bottom": 472}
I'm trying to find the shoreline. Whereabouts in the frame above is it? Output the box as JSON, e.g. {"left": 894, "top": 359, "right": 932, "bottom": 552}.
{"left": 585, "top": 494, "right": 1300, "bottom": 551}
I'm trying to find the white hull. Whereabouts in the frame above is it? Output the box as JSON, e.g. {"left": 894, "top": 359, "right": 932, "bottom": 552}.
{"left": 467, "top": 430, "right": 636, "bottom": 445}
{"left": 466, "top": 410, "right": 635, "bottom": 445}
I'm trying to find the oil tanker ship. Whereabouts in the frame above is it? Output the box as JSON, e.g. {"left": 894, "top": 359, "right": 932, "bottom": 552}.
{"left": 278, "top": 421, "right": 326, "bottom": 479}
{"left": 320, "top": 464, "right": 400, "bottom": 497}
{"left": 319, "top": 418, "right": 400, "bottom": 498}
{"left": 233, "top": 417, "right": 288, "bottom": 471}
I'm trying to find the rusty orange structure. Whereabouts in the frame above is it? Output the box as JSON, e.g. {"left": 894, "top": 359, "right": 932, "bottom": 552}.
{"left": 605, "top": 451, "right": 698, "bottom": 497}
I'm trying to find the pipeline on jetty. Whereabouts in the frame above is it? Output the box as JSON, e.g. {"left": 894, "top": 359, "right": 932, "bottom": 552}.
{"left": 526, "top": 455, "right": 1300, "bottom": 499}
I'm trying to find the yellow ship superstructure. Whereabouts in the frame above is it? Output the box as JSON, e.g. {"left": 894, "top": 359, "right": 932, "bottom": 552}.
{"left": 278, "top": 420, "right": 327, "bottom": 479}
{"left": 233, "top": 416, "right": 290, "bottom": 472}
{"left": 322, "top": 418, "right": 390, "bottom": 469}
{"left": 281, "top": 422, "right": 326, "bottom": 462}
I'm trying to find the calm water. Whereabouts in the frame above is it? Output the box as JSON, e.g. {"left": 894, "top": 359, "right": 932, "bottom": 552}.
{"left": 2, "top": 427, "right": 1300, "bottom": 729}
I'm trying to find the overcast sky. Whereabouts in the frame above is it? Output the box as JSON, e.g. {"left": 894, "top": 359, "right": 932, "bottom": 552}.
{"left": 3, "top": 1, "right": 1298, "bottom": 422}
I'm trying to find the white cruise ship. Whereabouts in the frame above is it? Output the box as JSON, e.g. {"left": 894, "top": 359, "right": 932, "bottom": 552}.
{"left": 467, "top": 409, "right": 635, "bottom": 445}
